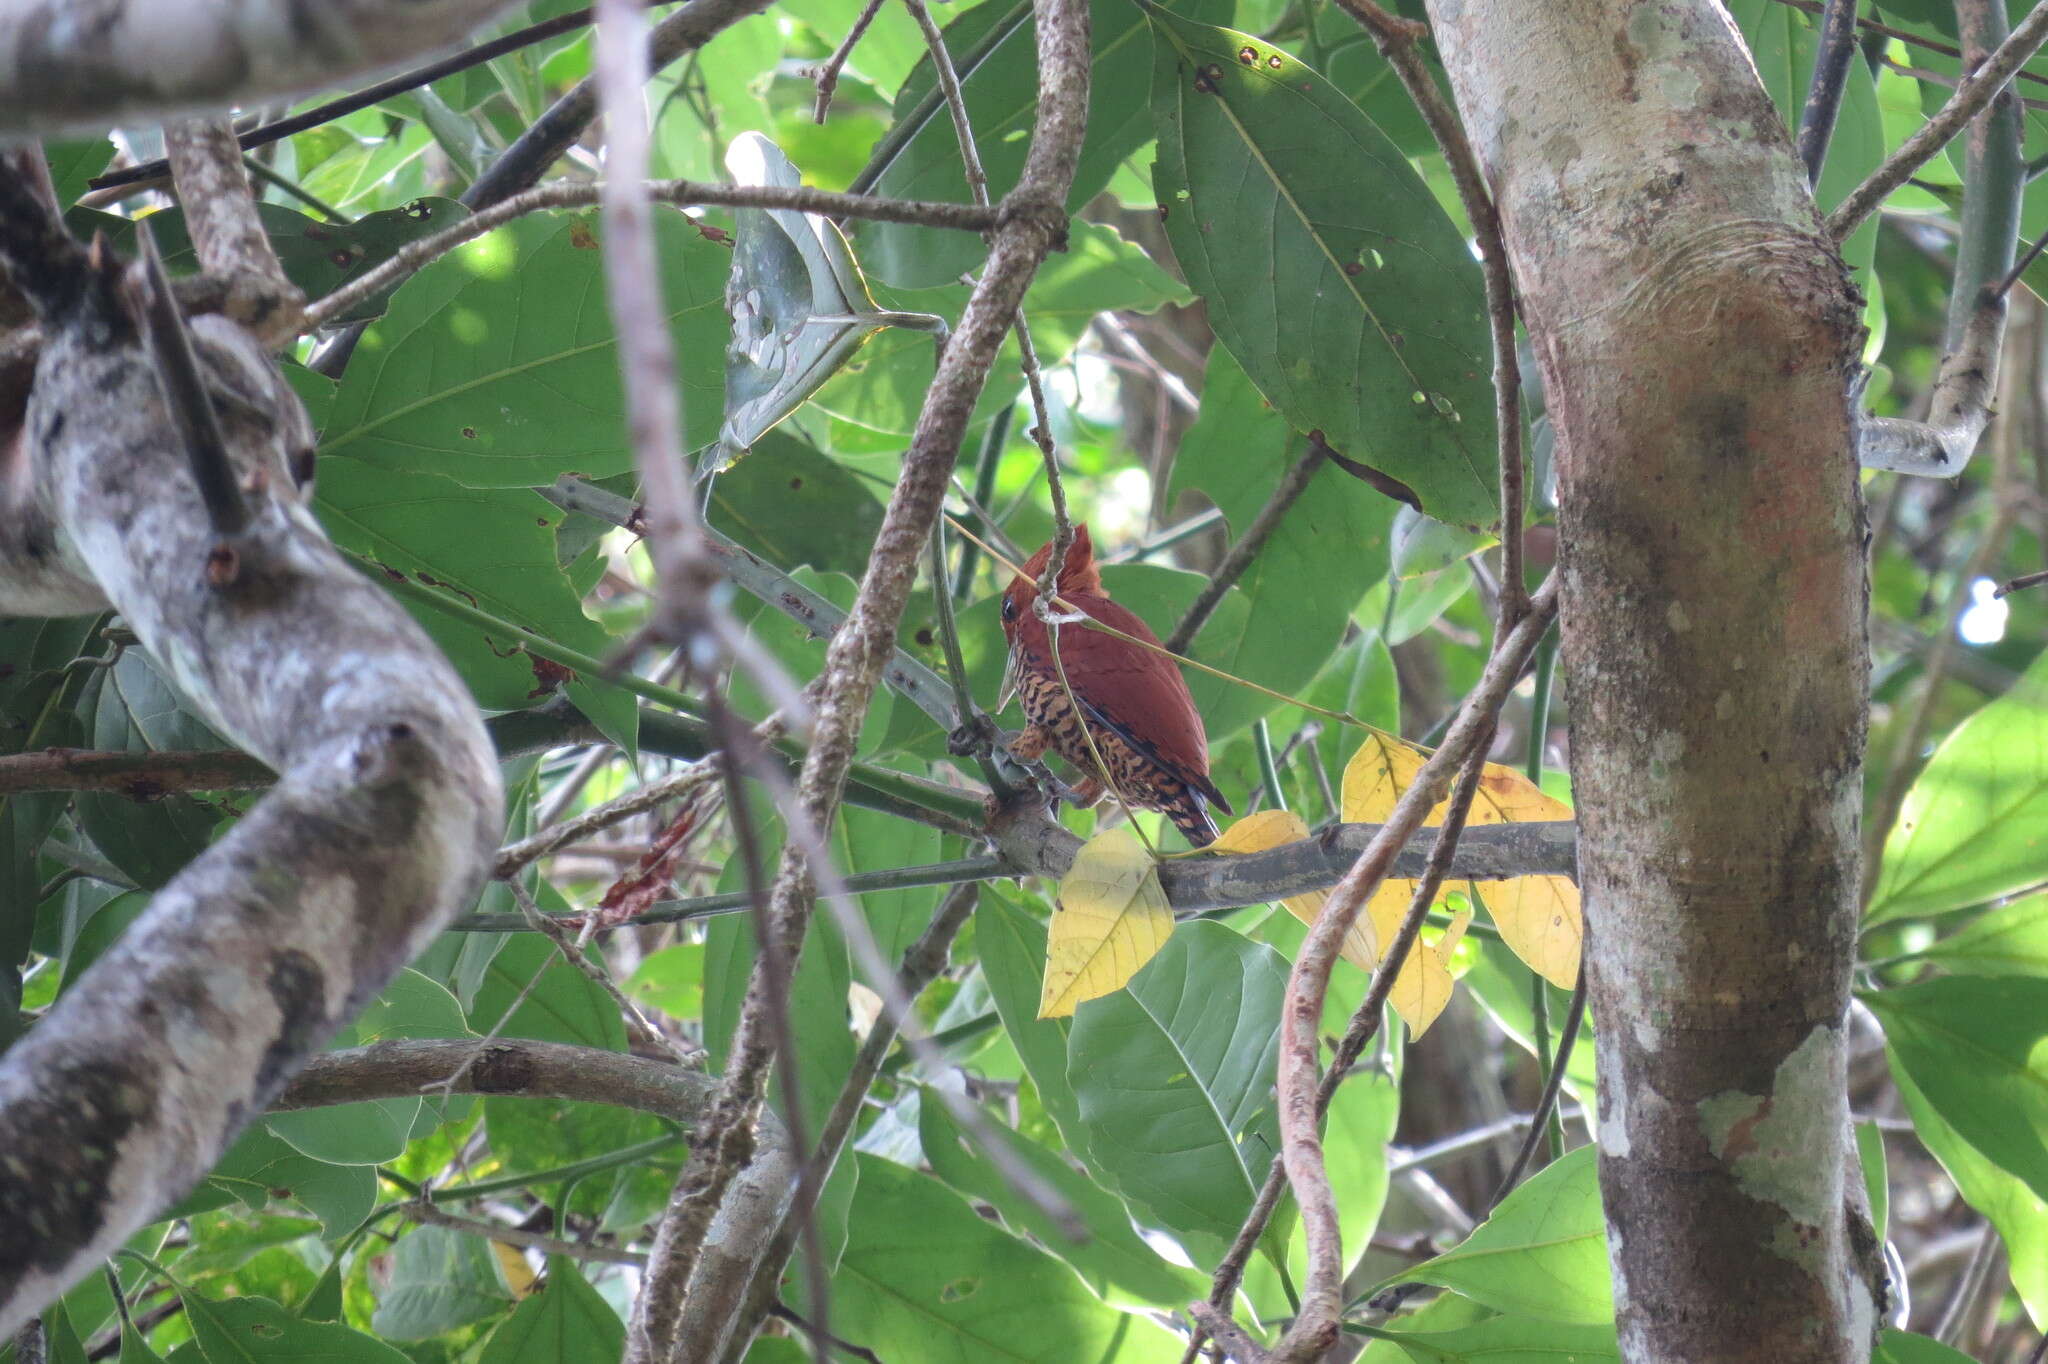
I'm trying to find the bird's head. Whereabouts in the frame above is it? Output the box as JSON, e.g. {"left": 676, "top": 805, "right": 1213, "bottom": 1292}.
{"left": 1000, "top": 523, "right": 1103, "bottom": 646}
{"left": 998, "top": 523, "right": 1103, "bottom": 711}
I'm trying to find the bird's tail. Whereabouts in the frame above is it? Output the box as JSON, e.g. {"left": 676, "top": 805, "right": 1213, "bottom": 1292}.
{"left": 1165, "top": 791, "right": 1220, "bottom": 848}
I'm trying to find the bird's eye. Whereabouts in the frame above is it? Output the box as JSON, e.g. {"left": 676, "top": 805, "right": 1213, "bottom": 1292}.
{"left": 1001, "top": 596, "right": 1018, "bottom": 623}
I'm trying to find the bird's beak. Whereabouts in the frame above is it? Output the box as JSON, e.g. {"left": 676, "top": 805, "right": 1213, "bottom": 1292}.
{"left": 996, "top": 645, "right": 1019, "bottom": 715}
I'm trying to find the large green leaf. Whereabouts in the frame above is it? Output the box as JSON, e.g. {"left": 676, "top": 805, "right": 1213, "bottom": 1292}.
{"left": 711, "top": 446, "right": 887, "bottom": 585}
{"left": 1149, "top": 8, "right": 1495, "bottom": 529}
{"left": 1911, "top": 892, "right": 2048, "bottom": 976}
{"left": 812, "top": 220, "right": 1189, "bottom": 439}
{"left": 1402, "top": 1144, "right": 1612, "bottom": 1324}
{"left": 977, "top": 889, "right": 1086, "bottom": 1147}
{"left": 371, "top": 1226, "right": 515, "bottom": 1340}
{"left": 469, "top": 931, "right": 627, "bottom": 1051}
{"left": 1867, "top": 648, "right": 2048, "bottom": 924}
{"left": 1893, "top": 1066, "right": 2048, "bottom": 1331}
{"left": 851, "top": 0, "right": 1229, "bottom": 287}
{"left": 315, "top": 455, "right": 636, "bottom": 751}
{"left": 1168, "top": 346, "right": 1398, "bottom": 744}
{"left": 1365, "top": 1315, "right": 1621, "bottom": 1363}
{"left": 319, "top": 212, "right": 729, "bottom": 486}
{"left": 1868, "top": 976, "right": 2048, "bottom": 1205}
{"left": 833, "top": 1154, "right": 1180, "bottom": 1362}
{"left": 267, "top": 970, "right": 471, "bottom": 1166}
{"left": 476, "top": 1259, "right": 624, "bottom": 1364}
{"left": 73, "top": 654, "right": 224, "bottom": 890}
{"left": 1066, "top": 921, "right": 1286, "bottom": 1261}
{"left": 183, "top": 1125, "right": 377, "bottom": 1242}
{"left": 182, "top": 1293, "right": 412, "bottom": 1363}
{"left": 1875, "top": 1330, "right": 1981, "bottom": 1363}
{"left": 917, "top": 1088, "right": 1206, "bottom": 1309}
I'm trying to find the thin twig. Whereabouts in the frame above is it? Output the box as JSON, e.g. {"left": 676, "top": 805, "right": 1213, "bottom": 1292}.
{"left": 511, "top": 881, "right": 691, "bottom": 1065}
{"left": 496, "top": 761, "right": 722, "bottom": 879}
{"left": 1187, "top": 1302, "right": 1271, "bottom": 1364}
{"left": 812, "top": 0, "right": 890, "bottom": 122}
{"left": 1864, "top": 297, "right": 2033, "bottom": 887}
{"left": 767, "top": 1304, "right": 885, "bottom": 1364}
{"left": 902, "top": 0, "right": 989, "bottom": 202}
{"left": 1328, "top": 0, "right": 1524, "bottom": 618}
{"left": 702, "top": 688, "right": 834, "bottom": 1364}
{"left": 1827, "top": 0, "right": 2048, "bottom": 240}
{"left": 1487, "top": 971, "right": 1588, "bottom": 1208}
{"left": 1767, "top": 0, "right": 2048, "bottom": 89}
{"left": 1185, "top": 738, "right": 1498, "bottom": 1363}
{"left": 89, "top": 7, "right": 639, "bottom": 193}
{"left": 1165, "top": 437, "right": 1330, "bottom": 655}
{"left": 714, "top": 885, "right": 982, "bottom": 1359}
{"left": 1266, "top": 584, "right": 1558, "bottom": 1361}
{"left": 405, "top": 1201, "right": 648, "bottom": 1266}
{"left": 628, "top": 0, "right": 1093, "bottom": 1326}
{"left": 300, "top": 180, "right": 1001, "bottom": 330}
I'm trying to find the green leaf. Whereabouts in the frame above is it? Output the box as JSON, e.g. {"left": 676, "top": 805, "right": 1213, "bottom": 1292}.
{"left": 851, "top": 0, "right": 1229, "bottom": 287}
{"left": 1893, "top": 1065, "right": 2048, "bottom": 1330}
{"left": 1868, "top": 976, "right": 2048, "bottom": 1206}
{"left": 267, "top": 970, "right": 472, "bottom": 1165}
{"left": 834, "top": 1154, "right": 1180, "bottom": 1361}
{"left": 917, "top": 1086, "right": 1207, "bottom": 1309}
{"left": 625, "top": 941, "right": 705, "bottom": 1020}
{"left": 1909, "top": 892, "right": 2048, "bottom": 975}
{"left": 1875, "top": 1330, "right": 1980, "bottom": 1363}
{"left": 187, "top": 1125, "right": 377, "bottom": 1241}
{"left": 477, "top": 1259, "right": 623, "bottom": 1364}
{"left": 1066, "top": 921, "right": 1287, "bottom": 1261}
{"left": 1149, "top": 8, "right": 1495, "bottom": 529}
{"left": 319, "top": 212, "right": 729, "bottom": 487}
{"left": 315, "top": 456, "right": 636, "bottom": 750}
{"left": 468, "top": 932, "right": 627, "bottom": 1050}
{"left": 1402, "top": 1144, "right": 1612, "bottom": 1324}
{"left": 45, "top": 139, "right": 112, "bottom": 207}
{"left": 1167, "top": 346, "right": 1398, "bottom": 744}
{"left": 1362, "top": 1315, "right": 1621, "bottom": 1363}
{"left": 181, "top": 1292, "right": 411, "bottom": 1363}
{"left": 711, "top": 453, "right": 886, "bottom": 589}
{"left": 74, "top": 653, "right": 227, "bottom": 890}
{"left": 370, "top": 1225, "right": 515, "bottom": 1339}
{"left": 977, "top": 889, "right": 1086, "bottom": 1147}
{"left": 1867, "top": 648, "right": 2048, "bottom": 923}
{"left": 813, "top": 220, "right": 1189, "bottom": 440}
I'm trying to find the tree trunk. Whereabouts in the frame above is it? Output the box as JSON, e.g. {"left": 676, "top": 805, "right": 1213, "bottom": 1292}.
{"left": 1427, "top": 1, "right": 1874, "bottom": 1358}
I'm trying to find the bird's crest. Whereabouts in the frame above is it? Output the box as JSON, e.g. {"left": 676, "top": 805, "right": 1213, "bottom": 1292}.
{"left": 1009, "top": 523, "right": 1103, "bottom": 609}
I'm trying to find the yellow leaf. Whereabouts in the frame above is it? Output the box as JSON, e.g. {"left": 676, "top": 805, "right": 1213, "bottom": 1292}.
{"left": 491, "top": 1240, "right": 537, "bottom": 1297}
{"left": 1039, "top": 826, "right": 1174, "bottom": 1019}
{"left": 1340, "top": 732, "right": 1429, "bottom": 823}
{"left": 1215, "top": 810, "right": 1379, "bottom": 972}
{"left": 1463, "top": 764, "right": 1581, "bottom": 990}
{"left": 1365, "top": 879, "right": 1455, "bottom": 1035}
{"left": 1341, "top": 730, "right": 1583, "bottom": 993}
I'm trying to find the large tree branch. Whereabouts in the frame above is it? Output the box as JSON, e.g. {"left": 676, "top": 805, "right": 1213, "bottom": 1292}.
{"left": 0, "top": 174, "right": 501, "bottom": 1336}
{"left": 1428, "top": 0, "right": 1873, "bottom": 1355}
{"left": 0, "top": 0, "right": 528, "bottom": 134}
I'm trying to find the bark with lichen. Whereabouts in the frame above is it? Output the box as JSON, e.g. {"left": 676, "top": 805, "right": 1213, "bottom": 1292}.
{"left": 1427, "top": 0, "right": 1873, "bottom": 1357}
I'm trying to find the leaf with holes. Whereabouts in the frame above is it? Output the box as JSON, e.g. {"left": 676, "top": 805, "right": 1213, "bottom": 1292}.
{"left": 1149, "top": 7, "right": 1495, "bottom": 529}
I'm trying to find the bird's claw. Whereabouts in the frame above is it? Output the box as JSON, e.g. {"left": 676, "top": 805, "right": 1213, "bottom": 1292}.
{"left": 947, "top": 711, "right": 1003, "bottom": 758}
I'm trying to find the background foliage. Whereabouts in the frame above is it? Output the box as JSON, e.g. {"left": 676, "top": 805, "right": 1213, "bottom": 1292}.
{"left": 7, "top": 0, "right": 2048, "bottom": 1357}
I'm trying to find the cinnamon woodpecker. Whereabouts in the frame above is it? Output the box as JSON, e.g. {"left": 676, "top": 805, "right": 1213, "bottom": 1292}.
{"left": 998, "top": 523, "right": 1232, "bottom": 846}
